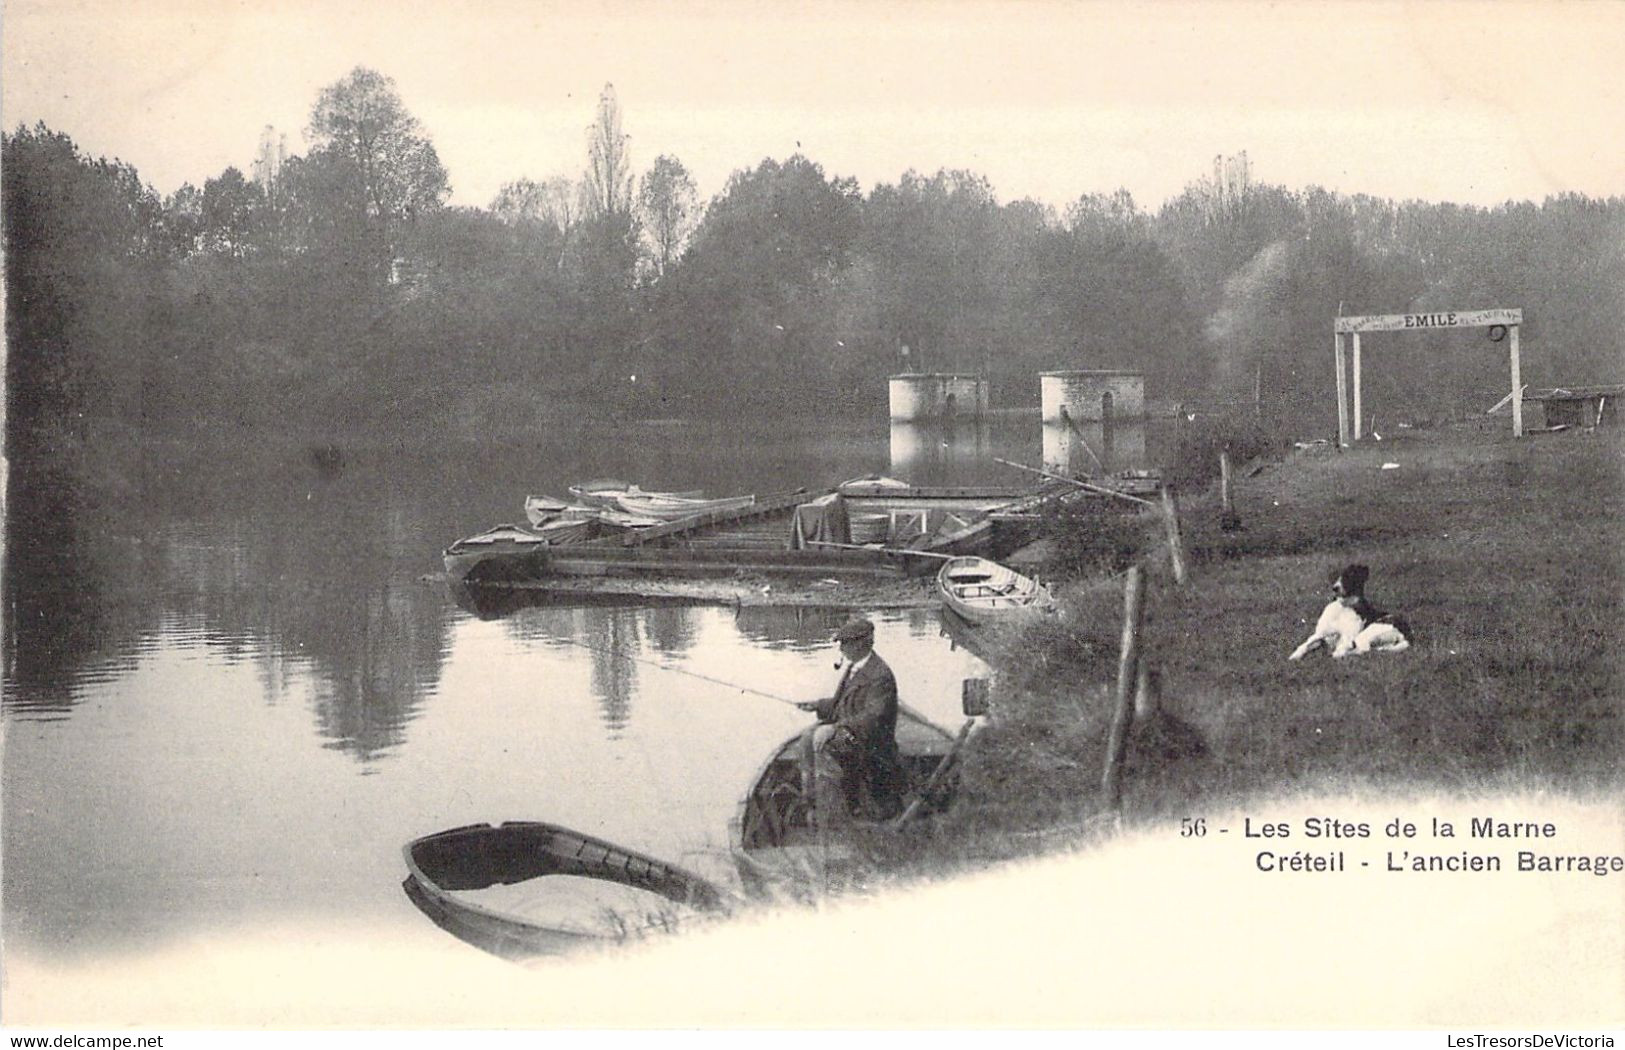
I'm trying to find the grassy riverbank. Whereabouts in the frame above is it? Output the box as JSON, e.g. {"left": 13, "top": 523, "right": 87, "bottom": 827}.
{"left": 876, "top": 421, "right": 1624, "bottom": 877}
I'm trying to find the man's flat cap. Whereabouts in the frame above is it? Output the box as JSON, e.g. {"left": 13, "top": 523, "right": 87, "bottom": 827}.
{"left": 834, "top": 616, "right": 875, "bottom": 642}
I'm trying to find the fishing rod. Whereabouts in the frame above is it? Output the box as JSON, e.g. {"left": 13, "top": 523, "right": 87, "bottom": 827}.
{"left": 547, "top": 633, "right": 806, "bottom": 707}
{"left": 994, "top": 458, "right": 1155, "bottom": 507}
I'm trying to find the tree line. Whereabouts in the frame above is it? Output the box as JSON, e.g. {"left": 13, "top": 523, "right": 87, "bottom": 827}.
{"left": 7, "top": 66, "right": 1623, "bottom": 460}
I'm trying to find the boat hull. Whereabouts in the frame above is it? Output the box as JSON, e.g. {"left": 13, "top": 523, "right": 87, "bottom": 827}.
{"left": 442, "top": 522, "right": 592, "bottom": 583}
{"left": 937, "top": 556, "right": 1055, "bottom": 625}
{"left": 402, "top": 821, "right": 728, "bottom": 961}
{"left": 615, "top": 493, "right": 756, "bottom": 521}
{"left": 729, "top": 705, "right": 958, "bottom": 895}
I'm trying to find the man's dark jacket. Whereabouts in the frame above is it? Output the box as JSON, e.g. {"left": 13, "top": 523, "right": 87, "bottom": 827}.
{"left": 815, "top": 654, "right": 907, "bottom": 819}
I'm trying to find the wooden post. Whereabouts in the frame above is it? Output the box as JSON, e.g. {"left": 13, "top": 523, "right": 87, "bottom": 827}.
{"left": 890, "top": 720, "right": 975, "bottom": 830}
{"left": 1334, "top": 332, "right": 1349, "bottom": 448}
{"left": 1352, "top": 332, "right": 1363, "bottom": 441}
{"left": 1133, "top": 661, "right": 1160, "bottom": 720}
{"left": 961, "top": 677, "right": 991, "bottom": 718}
{"left": 801, "top": 728, "right": 829, "bottom": 886}
{"left": 1102, "top": 565, "right": 1146, "bottom": 809}
{"left": 1159, "top": 484, "right": 1188, "bottom": 586}
{"left": 1219, "top": 448, "right": 1242, "bottom": 531}
{"left": 1509, "top": 324, "right": 1523, "bottom": 438}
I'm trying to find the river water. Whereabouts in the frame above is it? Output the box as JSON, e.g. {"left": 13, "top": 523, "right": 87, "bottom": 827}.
{"left": 1, "top": 415, "right": 1162, "bottom": 973}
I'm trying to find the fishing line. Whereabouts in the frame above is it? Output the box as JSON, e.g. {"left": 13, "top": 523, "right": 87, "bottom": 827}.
{"left": 546, "top": 633, "right": 805, "bottom": 707}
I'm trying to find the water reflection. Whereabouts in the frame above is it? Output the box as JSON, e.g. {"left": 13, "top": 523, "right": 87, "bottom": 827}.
{"left": 2, "top": 456, "right": 146, "bottom": 716}
{"left": 446, "top": 588, "right": 705, "bottom": 734}
{"left": 0, "top": 413, "right": 1103, "bottom": 971}
{"left": 731, "top": 605, "right": 852, "bottom": 651}
{"left": 1, "top": 417, "right": 1163, "bottom": 744}
{"left": 889, "top": 420, "right": 990, "bottom": 484}
{"left": 643, "top": 606, "right": 697, "bottom": 657}
{"left": 2, "top": 444, "right": 451, "bottom": 765}
{"left": 1041, "top": 420, "right": 1149, "bottom": 476}
{"left": 938, "top": 606, "right": 999, "bottom": 666}
{"left": 304, "top": 582, "right": 445, "bottom": 764}
{"left": 585, "top": 609, "right": 640, "bottom": 735}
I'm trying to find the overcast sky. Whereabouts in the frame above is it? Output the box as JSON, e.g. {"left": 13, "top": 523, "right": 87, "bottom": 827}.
{"left": 4, "top": 0, "right": 1622, "bottom": 212}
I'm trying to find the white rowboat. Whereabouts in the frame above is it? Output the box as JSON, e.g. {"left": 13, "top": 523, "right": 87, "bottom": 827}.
{"left": 936, "top": 556, "right": 1056, "bottom": 625}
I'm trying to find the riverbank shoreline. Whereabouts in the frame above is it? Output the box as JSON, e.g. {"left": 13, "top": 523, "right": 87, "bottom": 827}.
{"left": 868, "top": 421, "right": 1625, "bottom": 881}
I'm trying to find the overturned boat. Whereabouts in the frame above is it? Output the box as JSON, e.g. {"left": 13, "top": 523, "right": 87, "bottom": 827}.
{"left": 615, "top": 491, "right": 758, "bottom": 520}
{"left": 566, "top": 479, "right": 705, "bottom": 508}
{"left": 524, "top": 494, "right": 661, "bottom": 530}
{"left": 402, "top": 821, "right": 729, "bottom": 961}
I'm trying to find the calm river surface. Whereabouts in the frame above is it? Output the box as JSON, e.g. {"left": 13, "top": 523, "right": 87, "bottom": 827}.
{"left": 2, "top": 414, "right": 1163, "bottom": 970}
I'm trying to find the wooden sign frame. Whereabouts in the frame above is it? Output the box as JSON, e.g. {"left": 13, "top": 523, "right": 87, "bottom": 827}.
{"left": 1333, "top": 308, "right": 1524, "bottom": 444}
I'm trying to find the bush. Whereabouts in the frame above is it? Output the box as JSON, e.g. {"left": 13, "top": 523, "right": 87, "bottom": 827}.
{"left": 1039, "top": 501, "right": 1152, "bottom": 578}
{"left": 1165, "top": 416, "right": 1284, "bottom": 489}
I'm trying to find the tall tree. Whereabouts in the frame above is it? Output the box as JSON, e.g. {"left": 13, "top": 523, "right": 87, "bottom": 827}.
{"left": 3, "top": 123, "right": 166, "bottom": 445}
{"left": 862, "top": 169, "right": 1003, "bottom": 376}
{"left": 661, "top": 155, "right": 862, "bottom": 410}
{"left": 198, "top": 167, "right": 262, "bottom": 257}
{"left": 305, "top": 67, "right": 449, "bottom": 273}
{"left": 582, "top": 83, "right": 634, "bottom": 221}
{"left": 490, "top": 177, "right": 549, "bottom": 224}
{"left": 491, "top": 174, "right": 580, "bottom": 270}
{"left": 637, "top": 154, "right": 698, "bottom": 277}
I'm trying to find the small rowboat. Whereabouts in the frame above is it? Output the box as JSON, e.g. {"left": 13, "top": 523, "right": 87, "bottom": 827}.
{"left": 729, "top": 705, "right": 959, "bottom": 895}
{"left": 521, "top": 495, "right": 573, "bottom": 524}
{"left": 402, "top": 821, "right": 729, "bottom": 961}
{"left": 567, "top": 479, "right": 705, "bottom": 508}
{"left": 936, "top": 556, "right": 1056, "bottom": 625}
{"left": 615, "top": 492, "right": 756, "bottom": 521}
{"left": 442, "top": 520, "right": 593, "bottom": 582}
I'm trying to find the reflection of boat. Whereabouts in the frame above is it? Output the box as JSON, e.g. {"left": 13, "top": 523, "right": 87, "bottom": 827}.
{"left": 446, "top": 578, "right": 716, "bottom": 618}
{"left": 401, "top": 822, "right": 728, "bottom": 961}
{"left": 567, "top": 480, "right": 705, "bottom": 508}
{"left": 938, "top": 605, "right": 999, "bottom": 665}
{"left": 442, "top": 521, "right": 595, "bottom": 583}
{"left": 616, "top": 492, "right": 757, "bottom": 521}
{"left": 937, "top": 556, "right": 1055, "bottom": 625}
{"left": 729, "top": 705, "right": 959, "bottom": 895}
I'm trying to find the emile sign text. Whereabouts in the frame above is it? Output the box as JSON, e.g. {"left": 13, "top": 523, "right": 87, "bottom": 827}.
{"left": 1334, "top": 308, "right": 1523, "bottom": 334}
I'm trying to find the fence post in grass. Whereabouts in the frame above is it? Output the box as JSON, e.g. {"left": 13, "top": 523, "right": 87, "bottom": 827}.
{"left": 1102, "top": 564, "right": 1146, "bottom": 810}
{"left": 1133, "top": 660, "right": 1160, "bottom": 720}
{"left": 1219, "top": 447, "right": 1243, "bottom": 532}
{"left": 1159, "top": 484, "right": 1189, "bottom": 585}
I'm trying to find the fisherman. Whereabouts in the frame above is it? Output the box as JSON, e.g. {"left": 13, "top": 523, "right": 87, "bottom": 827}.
{"left": 796, "top": 616, "right": 908, "bottom": 826}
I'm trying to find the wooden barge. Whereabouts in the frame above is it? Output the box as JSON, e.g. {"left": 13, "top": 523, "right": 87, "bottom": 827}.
{"left": 444, "top": 479, "right": 1053, "bottom": 586}
{"left": 441, "top": 469, "right": 1158, "bottom": 588}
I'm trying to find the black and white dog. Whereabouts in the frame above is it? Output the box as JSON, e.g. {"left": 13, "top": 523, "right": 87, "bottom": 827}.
{"left": 1288, "top": 564, "right": 1413, "bottom": 660}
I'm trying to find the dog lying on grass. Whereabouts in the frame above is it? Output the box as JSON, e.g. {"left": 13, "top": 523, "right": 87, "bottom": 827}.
{"left": 1289, "top": 564, "right": 1413, "bottom": 660}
